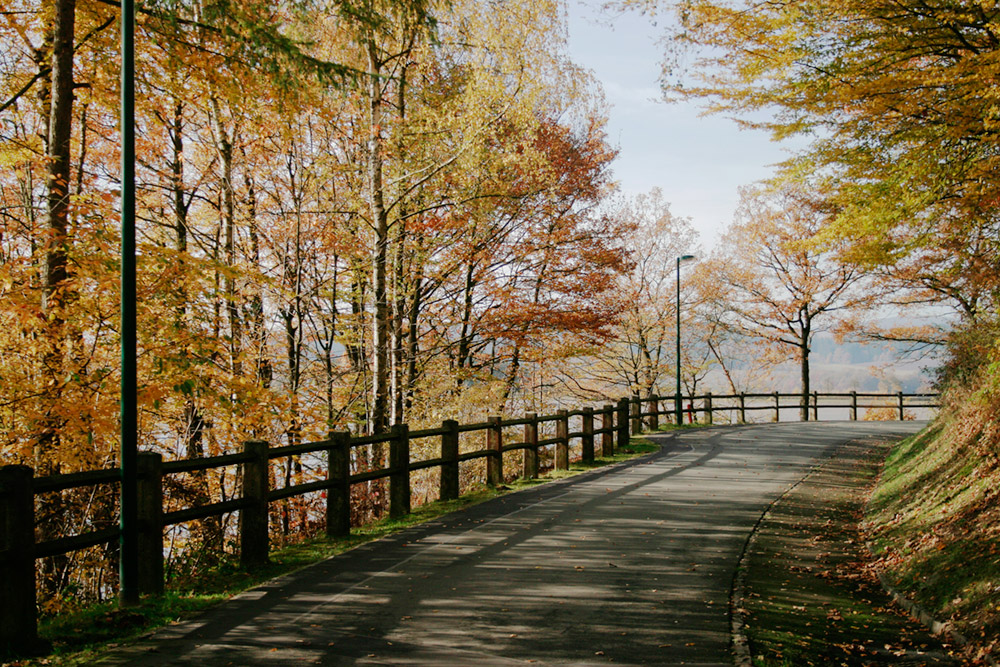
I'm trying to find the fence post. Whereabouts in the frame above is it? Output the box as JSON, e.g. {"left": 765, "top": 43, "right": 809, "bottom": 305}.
{"left": 240, "top": 440, "right": 270, "bottom": 569}
{"left": 602, "top": 405, "right": 615, "bottom": 457}
{"left": 850, "top": 392, "right": 858, "bottom": 421}
{"left": 649, "top": 395, "right": 659, "bottom": 431}
{"left": 704, "top": 392, "right": 713, "bottom": 425}
{"left": 390, "top": 423, "right": 411, "bottom": 517}
{"left": 440, "top": 420, "right": 460, "bottom": 500}
{"left": 136, "top": 452, "right": 163, "bottom": 597}
{"left": 773, "top": 391, "right": 780, "bottom": 422}
{"left": 486, "top": 417, "right": 503, "bottom": 487}
{"left": 582, "top": 407, "right": 595, "bottom": 464}
{"left": 523, "top": 414, "right": 539, "bottom": 479}
{"left": 0, "top": 465, "right": 42, "bottom": 656}
{"left": 326, "top": 432, "right": 351, "bottom": 537}
{"left": 617, "top": 398, "right": 629, "bottom": 450}
{"left": 812, "top": 392, "right": 819, "bottom": 421}
{"left": 898, "top": 391, "right": 905, "bottom": 421}
{"left": 630, "top": 394, "right": 642, "bottom": 434}
{"left": 739, "top": 393, "right": 746, "bottom": 424}
{"left": 556, "top": 410, "right": 570, "bottom": 471}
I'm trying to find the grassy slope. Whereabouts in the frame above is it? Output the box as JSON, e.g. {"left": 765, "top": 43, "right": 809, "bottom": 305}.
{"left": 866, "top": 378, "right": 1000, "bottom": 663}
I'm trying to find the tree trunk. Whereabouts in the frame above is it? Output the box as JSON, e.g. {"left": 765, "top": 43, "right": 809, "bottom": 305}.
{"left": 456, "top": 261, "right": 476, "bottom": 378}
{"left": 245, "top": 166, "right": 271, "bottom": 391}
{"left": 34, "top": 0, "right": 76, "bottom": 599}
{"left": 37, "top": 0, "right": 76, "bottom": 464}
{"left": 168, "top": 97, "right": 220, "bottom": 557}
{"left": 402, "top": 266, "right": 423, "bottom": 415}
{"left": 210, "top": 98, "right": 242, "bottom": 380}
{"left": 390, "top": 221, "right": 406, "bottom": 425}
{"left": 799, "top": 340, "right": 810, "bottom": 422}
{"left": 367, "top": 41, "right": 389, "bottom": 435}
{"left": 323, "top": 257, "right": 340, "bottom": 430}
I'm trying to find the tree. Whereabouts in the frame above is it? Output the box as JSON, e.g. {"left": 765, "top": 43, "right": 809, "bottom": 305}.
{"left": 655, "top": 0, "right": 1000, "bottom": 332}
{"left": 567, "top": 189, "right": 697, "bottom": 402}
{"left": 698, "top": 186, "right": 869, "bottom": 420}
{"left": 1, "top": 0, "right": 631, "bottom": 600}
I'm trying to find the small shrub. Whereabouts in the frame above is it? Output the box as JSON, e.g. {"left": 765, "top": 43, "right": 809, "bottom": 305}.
{"left": 862, "top": 406, "right": 914, "bottom": 421}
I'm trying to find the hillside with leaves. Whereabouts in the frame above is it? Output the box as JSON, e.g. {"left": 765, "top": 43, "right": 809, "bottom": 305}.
{"left": 866, "top": 327, "right": 1000, "bottom": 663}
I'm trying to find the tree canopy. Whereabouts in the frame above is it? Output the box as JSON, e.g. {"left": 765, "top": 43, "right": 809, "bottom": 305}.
{"left": 656, "top": 0, "right": 1000, "bottom": 328}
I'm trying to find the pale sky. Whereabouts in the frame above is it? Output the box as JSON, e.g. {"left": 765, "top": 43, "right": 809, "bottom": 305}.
{"left": 564, "top": 2, "right": 799, "bottom": 248}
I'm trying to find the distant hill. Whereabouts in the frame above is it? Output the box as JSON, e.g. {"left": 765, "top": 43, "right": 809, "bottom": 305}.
{"left": 705, "top": 335, "right": 940, "bottom": 394}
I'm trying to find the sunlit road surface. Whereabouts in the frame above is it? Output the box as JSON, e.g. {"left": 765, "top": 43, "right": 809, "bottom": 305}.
{"left": 100, "top": 421, "right": 925, "bottom": 666}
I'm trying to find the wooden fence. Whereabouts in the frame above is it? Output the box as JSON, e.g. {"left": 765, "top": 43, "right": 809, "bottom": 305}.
{"left": 0, "top": 391, "right": 937, "bottom": 653}
{"left": 681, "top": 390, "right": 940, "bottom": 424}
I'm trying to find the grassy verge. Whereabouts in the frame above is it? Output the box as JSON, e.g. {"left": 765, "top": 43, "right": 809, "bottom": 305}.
{"left": 655, "top": 421, "right": 714, "bottom": 432}
{"left": 866, "top": 422, "right": 1000, "bottom": 663}
{"left": 6, "top": 436, "right": 661, "bottom": 667}
{"left": 741, "top": 438, "right": 959, "bottom": 666}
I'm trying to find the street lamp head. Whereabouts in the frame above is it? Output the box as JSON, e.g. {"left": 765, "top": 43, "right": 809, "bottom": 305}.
{"left": 679, "top": 254, "right": 696, "bottom": 262}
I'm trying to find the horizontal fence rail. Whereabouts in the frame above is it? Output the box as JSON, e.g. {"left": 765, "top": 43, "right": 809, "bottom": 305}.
{"left": 0, "top": 391, "right": 937, "bottom": 652}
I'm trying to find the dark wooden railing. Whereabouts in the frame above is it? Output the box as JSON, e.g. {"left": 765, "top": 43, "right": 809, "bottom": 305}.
{"left": 0, "top": 391, "right": 937, "bottom": 653}
{"left": 679, "top": 390, "right": 939, "bottom": 424}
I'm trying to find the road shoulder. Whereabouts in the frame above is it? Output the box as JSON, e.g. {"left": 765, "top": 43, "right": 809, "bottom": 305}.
{"left": 733, "top": 436, "right": 961, "bottom": 666}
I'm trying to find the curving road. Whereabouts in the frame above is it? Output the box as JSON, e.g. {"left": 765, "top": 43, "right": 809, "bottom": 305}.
{"left": 99, "top": 421, "right": 925, "bottom": 666}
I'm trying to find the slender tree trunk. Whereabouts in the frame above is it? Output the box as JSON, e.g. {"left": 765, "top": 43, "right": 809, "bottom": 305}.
{"left": 37, "top": 0, "right": 76, "bottom": 470}
{"left": 283, "top": 196, "right": 305, "bottom": 533}
{"left": 245, "top": 167, "right": 270, "bottom": 391}
{"left": 32, "top": 0, "right": 77, "bottom": 599}
{"left": 799, "top": 338, "right": 811, "bottom": 422}
{"left": 367, "top": 41, "right": 389, "bottom": 435}
{"left": 456, "top": 261, "right": 476, "bottom": 377}
{"left": 349, "top": 267, "right": 367, "bottom": 374}
{"left": 707, "top": 338, "right": 740, "bottom": 396}
{"left": 211, "top": 98, "right": 242, "bottom": 380}
{"left": 323, "top": 255, "right": 340, "bottom": 430}
{"left": 170, "top": 99, "right": 188, "bottom": 257}
{"left": 168, "top": 98, "right": 220, "bottom": 556}
{"left": 390, "top": 222, "right": 406, "bottom": 425}
{"left": 389, "top": 56, "right": 413, "bottom": 426}
{"left": 403, "top": 267, "right": 423, "bottom": 414}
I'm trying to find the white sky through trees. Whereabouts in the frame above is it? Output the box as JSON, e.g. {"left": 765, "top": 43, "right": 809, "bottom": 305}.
{"left": 564, "top": 1, "right": 800, "bottom": 247}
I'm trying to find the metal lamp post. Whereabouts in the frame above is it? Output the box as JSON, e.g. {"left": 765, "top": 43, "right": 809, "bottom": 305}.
{"left": 675, "top": 255, "right": 695, "bottom": 425}
{"left": 119, "top": 0, "right": 138, "bottom": 607}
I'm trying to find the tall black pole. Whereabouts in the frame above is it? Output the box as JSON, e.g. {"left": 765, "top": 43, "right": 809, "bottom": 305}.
{"left": 119, "top": 0, "right": 139, "bottom": 607}
{"left": 675, "top": 255, "right": 695, "bottom": 426}
{"left": 675, "top": 257, "right": 682, "bottom": 425}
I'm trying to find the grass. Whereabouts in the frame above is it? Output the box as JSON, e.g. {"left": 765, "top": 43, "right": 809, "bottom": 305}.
{"left": 5, "top": 435, "right": 662, "bottom": 667}
{"left": 654, "top": 420, "right": 715, "bottom": 432}
{"left": 741, "top": 438, "right": 959, "bottom": 666}
{"left": 865, "top": 420, "right": 1000, "bottom": 663}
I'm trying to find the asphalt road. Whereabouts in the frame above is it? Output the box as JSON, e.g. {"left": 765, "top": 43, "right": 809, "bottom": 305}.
{"left": 99, "top": 421, "right": 925, "bottom": 666}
